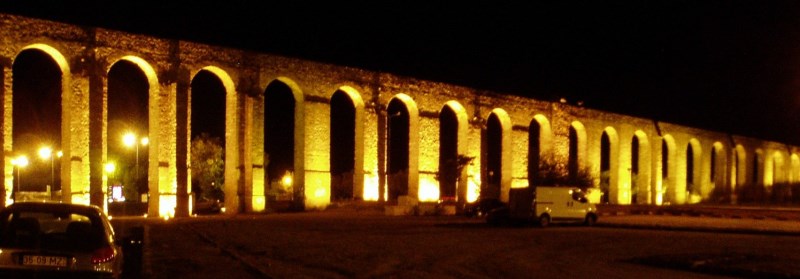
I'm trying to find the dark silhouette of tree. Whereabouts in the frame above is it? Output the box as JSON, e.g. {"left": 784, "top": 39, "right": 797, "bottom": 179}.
{"left": 191, "top": 133, "right": 224, "bottom": 200}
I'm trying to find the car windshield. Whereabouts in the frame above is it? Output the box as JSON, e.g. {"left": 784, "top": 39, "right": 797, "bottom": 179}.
{"left": 0, "top": 208, "right": 105, "bottom": 252}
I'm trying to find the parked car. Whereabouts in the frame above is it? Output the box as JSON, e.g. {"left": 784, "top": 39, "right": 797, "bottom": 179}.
{"left": 193, "top": 198, "right": 222, "bottom": 215}
{"left": 463, "top": 197, "right": 506, "bottom": 217}
{"left": 0, "top": 202, "right": 124, "bottom": 278}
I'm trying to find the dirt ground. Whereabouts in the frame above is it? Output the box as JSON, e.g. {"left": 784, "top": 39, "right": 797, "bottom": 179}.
{"left": 136, "top": 209, "right": 800, "bottom": 279}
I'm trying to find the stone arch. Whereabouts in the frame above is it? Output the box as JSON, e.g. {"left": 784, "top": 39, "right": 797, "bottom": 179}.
{"left": 106, "top": 56, "right": 161, "bottom": 215}
{"left": 631, "top": 130, "right": 651, "bottom": 204}
{"left": 707, "top": 142, "right": 726, "bottom": 201}
{"left": 189, "top": 66, "right": 238, "bottom": 213}
{"left": 765, "top": 151, "right": 785, "bottom": 187}
{"left": 483, "top": 108, "right": 512, "bottom": 202}
{"left": 732, "top": 145, "right": 746, "bottom": 192}
{"left": 10, "top": 44, "right": 71, "bottom": 207}
{"left": 330, "top": 86, "right": 365, "bottom": 202}
{"left": 685, "top": 139, "right": 702, "bottom": 203}
{"left": 386, "top": 94, "right": 419, "bottom": 202}
{"left": 439, "top": 101, "right": 468, "bottom": 204}
{"left": 263, "top": 77, "right": 305, "bottom": 211}
{"left": 528, "top": 114, "right": 553, "bottom": 187}
{"left": 753, "top": 149, "right": 764, "bottom": 198}
{"left": 600, "top": 127, "right": 620, "bottom": 203}
{"left": 660, "top": 135, "right": 677, "bottom": 204}
{"left": 568, "top": 121, "right": 587, "bottom": 181}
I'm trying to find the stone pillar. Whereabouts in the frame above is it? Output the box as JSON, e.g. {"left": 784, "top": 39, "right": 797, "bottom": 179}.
{"left": 241, "top": 93, "right": 254, "bottom": 212}
{"left": 223, "top": 77, "right": 241, "bottom": 214}
{"left": 175, "top": 67, "right": 190, "bottom": 217}
{"left": 377, "top": 105, "right": 386, "bottom": 202}
{"left": 87, "top": 50, "right": 105, "bottom": 208}
{"left": 1, "top": 60, "right": 10, "bottom": 207}
{"left": 250, "top": 91, "right": 265, "bottom": 212}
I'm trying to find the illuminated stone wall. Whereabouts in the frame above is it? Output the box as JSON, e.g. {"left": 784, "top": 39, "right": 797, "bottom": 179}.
{"left": 2, "top": 13, "right": 800, "bottom": 215}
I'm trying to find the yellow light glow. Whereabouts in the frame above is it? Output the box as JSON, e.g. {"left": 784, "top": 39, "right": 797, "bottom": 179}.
{"left": 12, "top": 156, "right": 29, "bottom": 167}
{"left": 466, "top": 169, "right": 481, "bottom": 203}
{"left": 511, "top": 179, "right": 528, "bottom": 189}
{"left": 314, "top": 188, "right": 326, "bottom": 198}
{"left": 140, "top": 137, "right": 149, "bottom": 146}
{"left": 363, "top": 173, "right": 379, "bottom": 201}
{"left": 282, "top": 172, "right": 293, "bottom": 187}
{"left": 304, "top": 173, "right": 330, "bottom": 209}
{"left": 104, "top": 162, "right": 116, "bottom": 173}
{"left": 655, "top": 186, "right": 664, "bottom": 205}
{"left": 71, "top": 193, "right": 90, "bottom": 206}
{"left": 38, "top": 147, "right": 52, "bottom": 160}
{"left": 123, "top": 133, "right": 136, "bottom": 147}
{"left": 159, "top": 195, "right": 176, "bottom": 218}
{"left": 252, "top": 195, "right": 265, "bottom": 212}
{"left": 620, "top": 189, "right": 630, "bottom": 204}
{"left": 56, "top": 151, "right": 63, "bottom": 158}
{"left": 418, "top": 175, "right": 439, "bottom": 202}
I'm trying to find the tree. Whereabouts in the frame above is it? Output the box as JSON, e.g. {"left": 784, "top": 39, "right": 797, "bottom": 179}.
{"left": 191, "top": 133, "right": 224, "bottom": 201}
{"left": 533, "top": 154, "right": 593, "bottom": 189}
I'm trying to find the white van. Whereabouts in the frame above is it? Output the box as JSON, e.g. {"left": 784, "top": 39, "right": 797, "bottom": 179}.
{"left": 487, "top": 186, "right": 598, "bottom": 227}
{"left": 534, "top": 186, "right": 598, "bottom": 227}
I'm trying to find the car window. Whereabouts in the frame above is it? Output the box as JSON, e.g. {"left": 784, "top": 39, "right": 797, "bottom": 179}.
{"left": 0, "top": 210, "right": 104, "bottom": 251}
{"left": 571, "top": 190, "right": 588, "bottom": 203}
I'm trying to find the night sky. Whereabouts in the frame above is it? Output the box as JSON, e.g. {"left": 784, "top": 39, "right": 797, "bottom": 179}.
{"left": 3, "top": 1, "right": 800, "bottom": 144}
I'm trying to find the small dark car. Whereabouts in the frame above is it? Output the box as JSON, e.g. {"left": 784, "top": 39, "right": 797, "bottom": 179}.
{"left": 193, "top": 198, "right": 222, "bottom": 215}
{"left": 0, "top": 202, "right": 123, "bottom": 278}
{"left": 463, "top": 198, "right": 506, "bottom": 217}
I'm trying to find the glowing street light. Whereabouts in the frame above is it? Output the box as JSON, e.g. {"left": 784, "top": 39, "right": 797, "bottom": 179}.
{"left": 38, "top": 146, "right": 61, "bottom": 188}
{"left": 123, "top": 132, "right": 149, "bottom": 178}
{"left": 282, "top": 171, "right": 293, "bottom": 187}
{"left": 105, "top": 162, "right": 116, "bottom": 174}
{"left": 11, "top": 155, "right": 28, "bottom": 202}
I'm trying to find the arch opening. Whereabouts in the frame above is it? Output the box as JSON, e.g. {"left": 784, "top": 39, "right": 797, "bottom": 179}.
{"left": 190, "top": 70, "right": 227, "bottom": 206}
{"left": 528, "top": 119, "right": 541, "bottom": 187}
{"left": 11, "top": 49, "right": 63, "bottom": 203}
{"left": 600, "top": 132, "right": 611, "bottom": 203}
{"left": 386, "top": 98, "right": 410, "bottom": 202}
{"left": 661, "top": 135, "right": 676, "bottom": 204}
{"left": 438, "top": 105, "right": 458, "bottom": 201}
{"left": 264, "top": 81, "right": 297, "bottom": 206}
{"left": 330, "top": 90, "right": 357, "bottom": 201}
{"left": 108, "top": 60, "right": 150, "bottom": 206}
{"left": 484, "top": 113, "right": 503, "bottom": 200}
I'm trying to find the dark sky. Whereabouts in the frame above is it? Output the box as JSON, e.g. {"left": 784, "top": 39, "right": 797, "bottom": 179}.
{"left": 3, "top": 1, "right": 800, "bottom": 144}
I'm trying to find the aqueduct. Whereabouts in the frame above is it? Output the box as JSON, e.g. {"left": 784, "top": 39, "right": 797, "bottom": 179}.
{"left": 2, "top": 14, "right": 799, "bottom": 217}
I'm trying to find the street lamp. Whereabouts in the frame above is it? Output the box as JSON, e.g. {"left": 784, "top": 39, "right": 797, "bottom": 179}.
{"left": 11, "top": 155, "right": 28, "bottom": 202}
{"left": 105, "top": 162, "right": 116, "bottom": 178}
{"left": 105, "top": 162, "right": 117, "bottom": 203}
{"left": 123, "top": 132, "right": 149, "bottom": 178}
{"left": 38, "top": 146, "right": 61, "bottom": 188}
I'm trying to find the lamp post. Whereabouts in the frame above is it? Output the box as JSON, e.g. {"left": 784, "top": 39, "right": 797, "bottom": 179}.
{"left": 38, "top": 147, "right": 56, "bottom": 188}
{"left": 105, "top": 162, "right": 116, "bottom": 202}
{"left": 123, "top": 133, "right": 149, "bottom": 179}
{"left": 11, "top": 155, "right": 28, "bottom": 202}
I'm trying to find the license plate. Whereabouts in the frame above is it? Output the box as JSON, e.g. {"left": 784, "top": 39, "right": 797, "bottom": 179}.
{"left": 22, "top": 255, "right": 67, "bottom": 267}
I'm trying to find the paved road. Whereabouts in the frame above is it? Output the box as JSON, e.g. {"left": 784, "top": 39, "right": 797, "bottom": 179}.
{"left": 113, "top": 210, "right": 800, "bottom": 279}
